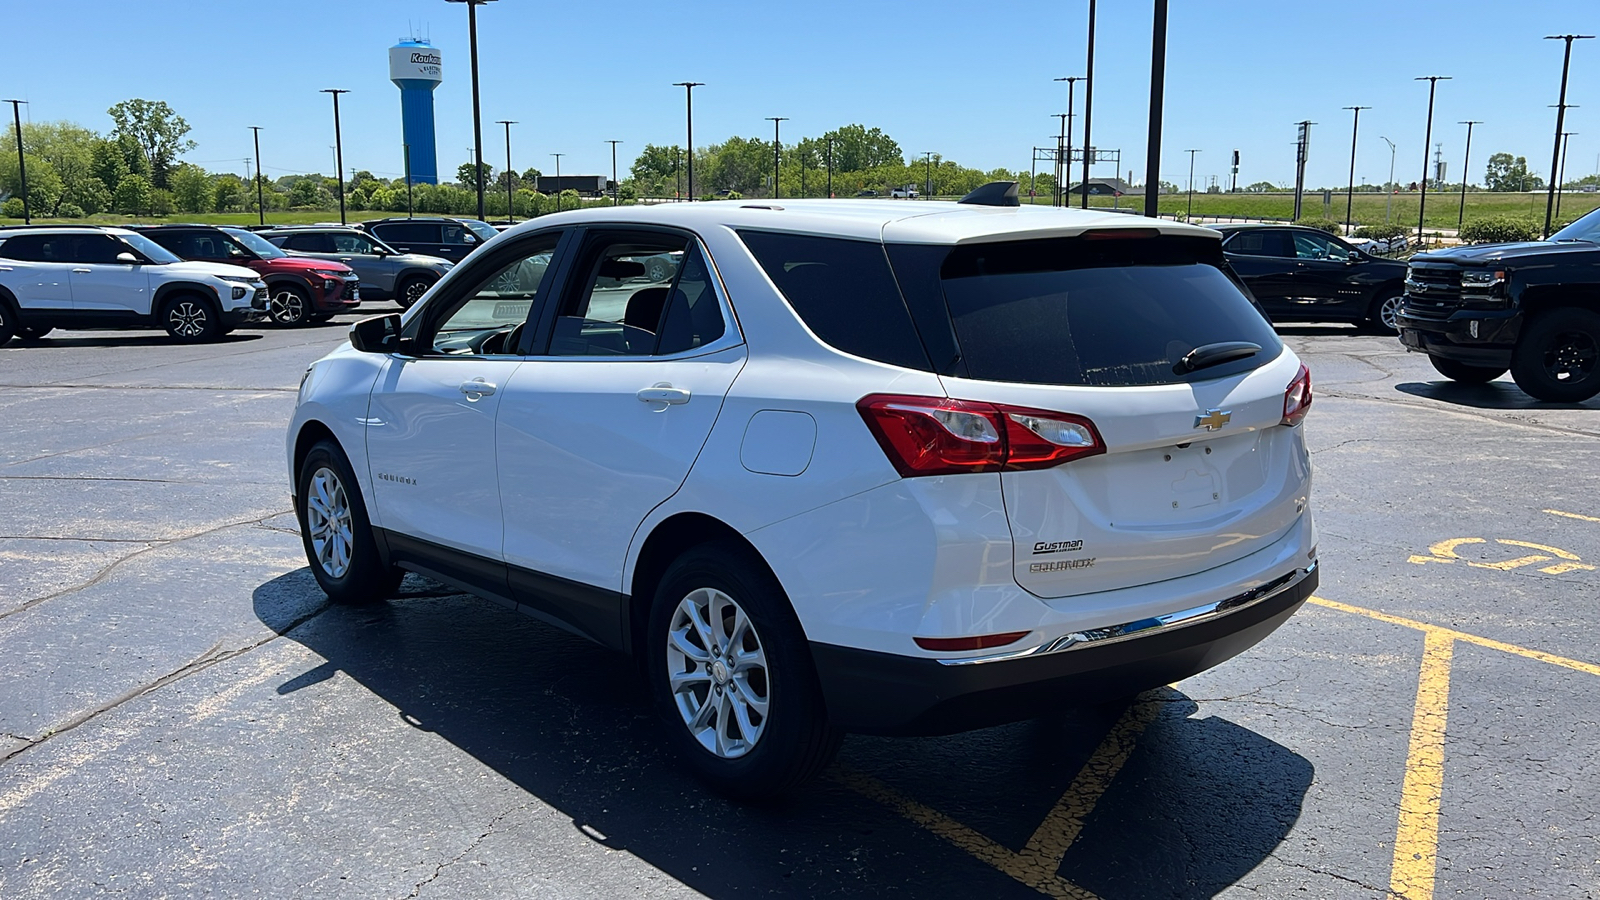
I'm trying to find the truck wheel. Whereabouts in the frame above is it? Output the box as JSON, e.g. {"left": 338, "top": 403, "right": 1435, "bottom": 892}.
{"left": 1429, "top": 355, "right": 1506, "bottom": 384}
{"left": 162, "top": 294, "right": 223, "bottom": 343}
{"left": 1364, "top": 290, "right": 1403, "bottom": 335}
{"left": 1511, "top": 308, "right": 1600, "bottom": 403}
{"left": 647, "top": 540, "right": 842, "bottom": 801}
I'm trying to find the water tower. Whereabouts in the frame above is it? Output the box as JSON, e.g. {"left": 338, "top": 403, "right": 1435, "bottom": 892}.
{"left": 389, "top": 38, "right": 442, "bottom": 184}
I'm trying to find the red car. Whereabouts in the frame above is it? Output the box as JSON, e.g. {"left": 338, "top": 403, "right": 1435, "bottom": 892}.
{"left": 140, "top": 225, "right": 361, "bottom": 326}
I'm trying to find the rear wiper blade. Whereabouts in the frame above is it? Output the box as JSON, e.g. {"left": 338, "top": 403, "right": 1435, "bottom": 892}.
{"left": 1176, "top": 341, "right": 1262, "bottom": 374}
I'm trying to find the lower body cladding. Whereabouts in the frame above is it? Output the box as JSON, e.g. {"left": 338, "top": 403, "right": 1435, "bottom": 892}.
{"left": 813, "top": 564, "right": 1315, "bottom": 735}
{"left": 1396, "top": 304, "right": 1519, "bottom": 366}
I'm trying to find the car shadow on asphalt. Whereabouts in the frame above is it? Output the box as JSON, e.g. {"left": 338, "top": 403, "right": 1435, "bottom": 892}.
{"left": 16, "top": 333, "right": 266, "bottom": 349}
{"left": 1396, "top": 380, "right": 1600, "bottom": 410}
{"left": 254, "top": 569, "right": 1313, "bottom": 899}
{"left": 1273, "top": 324, "right": 1362, "bottom": 337}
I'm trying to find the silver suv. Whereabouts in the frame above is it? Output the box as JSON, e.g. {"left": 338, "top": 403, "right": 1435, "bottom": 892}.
{"left": 0, "top": 226, "right": 267, "bottom": 344}
{"left": 265, "top": 226, "right": 454, "bottom": 309}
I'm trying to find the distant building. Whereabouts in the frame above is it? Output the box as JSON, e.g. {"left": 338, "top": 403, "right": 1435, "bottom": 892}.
{"left": 1068, "top": 178, "right": 1137, "bottom": 197}
{"left": 536, "top": 175, "right": 610, "bottom": 196}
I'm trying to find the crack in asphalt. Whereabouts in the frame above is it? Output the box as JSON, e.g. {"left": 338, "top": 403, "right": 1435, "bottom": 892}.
{"left": 403, "top": 801, "right": 540, "bottom": 899}
{"left": 0, "top": 599, "right": 332, "bottom": 765}
{"left": 0, "top": 509, "right": 293, "bottom": 623}
{"left": 1, "top": 430, "right": 170, "bottom": 469}
{"left": 1270, "top": 858, "right": 1388, "bottom": 896}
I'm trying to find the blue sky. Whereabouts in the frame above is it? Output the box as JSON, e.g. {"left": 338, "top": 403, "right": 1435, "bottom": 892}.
{"left": 4, "top": 1, "right": 1596, "bottom": 189}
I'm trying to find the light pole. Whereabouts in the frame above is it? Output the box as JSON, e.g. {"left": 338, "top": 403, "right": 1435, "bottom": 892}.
{"left": 1053, "top": 76, "right": 1083, "bottom": 205}
{"left": 1380, "top": 135, "right": 1397, "bottom": 224}
{"left": 674, "top": 147, "right": 682, "bottom": 201}
{"left": 1557, "top": 131, "right": 1577, "bottom": 219}
{"left": 766, "top": 117, "right": 787, "bottom": 199}
{"left": 445, "top": 0, "right": 496, "bottom": 222}
{"left": 826, "top": 137, "right": 834, "bottom": 198}
{"left": 1414, "top": 75, "right": 1451, "bottom": 244}
{"left": 1080, "top": 0, "right": 1096, "bottom": 209}
{"left": 1051, "top": 114, "right": 1070, "bottom": 206}
{"left": 1457, "top": 120, "right": 1480, "bottom": 229}
{"left": 496, "top": 120, "right": 516, "bottom": 222}
{"left": 249, "top": 125, "right": 265, "bottom": 226}
{"left": 1543, "top": 35, "right": 1593, "bottom": 236}
{"left": 1185, "top": 149, "right": 1199, "bottom": 221}
{"left": 922, "top": 151, "right": 934, "bottom": 199}
{"left": 1293, "top": 120, "right": 1315, "bottom": 220}
{"left": 550, "top": 153, "right": 563, "bottom": 212}
{"left": 1144, "top": 0, "right": 1169, "bottom": 219}
{"left": 4, "top": 100, "right": 26, "bottom": 224}
{"left": 1343, "top": 106, "right": 1370, "bottom": 235}
{"left": 321, "top": 89, "right": 350, "bottom": 225}
{"left": 673, "top": 82, "right": 703, "bottom": 200}
{"left": 606, "top": 139, "right": 622, "bottom": 206}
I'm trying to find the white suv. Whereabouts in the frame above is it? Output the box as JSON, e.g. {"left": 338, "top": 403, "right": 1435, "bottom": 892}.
{"left": 286, "top": 185, "right": 1317, "bottom": 798}
{"left": 0, "top": 226, "right": 267, "bottom": 344}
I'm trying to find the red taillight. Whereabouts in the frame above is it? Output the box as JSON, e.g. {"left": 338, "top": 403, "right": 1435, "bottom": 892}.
{"left": 914, "top": 631, "right": 1031, "bottom": 652}
{"left": 857, "top": 394, "right": 1105, "bottom": 478}
{"left": 1283, "top": 364, "right": 1312, "bottom": 426}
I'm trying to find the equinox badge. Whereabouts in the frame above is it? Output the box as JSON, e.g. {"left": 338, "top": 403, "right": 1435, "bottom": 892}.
{"left": 1194, "top": 409, "right": 1232, "bottom": 431}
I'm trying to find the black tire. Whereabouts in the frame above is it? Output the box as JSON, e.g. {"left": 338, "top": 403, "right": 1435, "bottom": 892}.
{"left": 0, "top": 300, "right": 15, "bottom": 346}
{"left": 295, "top": 438, "right": 402, "bottom": 605}
{"left": 161, "top": 293, "right": 223, "bottom": 343}
{"left": 1510, "top": 308, "right": 1600, "bottom": 403}
{"left": 1429, "top": 355, "right": 1506, "bottom": 384}
{"left": 1363, "top": 289, "right": 1403, "bottom": 335}
{"left": 396, "top": 275, "right": 434, "bottom": 310}
{"left": 267, "top": 282, "right": 312, "bottom": 327}
{"left": 646, "top": 540, "right": 842, "bottom": 801}
{"left": 645, "top": 256, "right": 675, "bottom": 283}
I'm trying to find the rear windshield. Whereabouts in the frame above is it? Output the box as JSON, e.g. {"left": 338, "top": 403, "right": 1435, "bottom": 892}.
{"left": 906, "top": 234, "right": 1281, "bottom": 387}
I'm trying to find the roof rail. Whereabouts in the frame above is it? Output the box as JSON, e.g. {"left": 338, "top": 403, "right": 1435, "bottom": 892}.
{"left": 957, "top": 181, "right": 1020, "bottom": 208}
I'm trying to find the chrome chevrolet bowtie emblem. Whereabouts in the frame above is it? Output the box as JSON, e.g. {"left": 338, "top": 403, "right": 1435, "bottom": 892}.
{"left": 1195, "top": 409, "right": 1232, "bottom": 431}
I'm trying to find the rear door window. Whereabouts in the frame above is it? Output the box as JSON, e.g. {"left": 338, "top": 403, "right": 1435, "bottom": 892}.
{"left": 282, "top": 233, "right": 335, "bottom": 253}
{"left": 1224, "top": 230, "right": 1295, "bottom": 258}
{"left": 0, "top": 235, "right": 50, "bottom": 261}
{"left": 914, "top": 235, "right": 1281, "bottom": 387}
{"left": 375, "top": 222, "right": 440, "bottom": 245}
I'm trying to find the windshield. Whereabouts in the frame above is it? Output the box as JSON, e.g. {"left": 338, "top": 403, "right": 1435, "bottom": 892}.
{"left": 1550, "top": 207, "right": 1600, "bottom": 243}
{"left": 463, "top": 219, "right": 499, "bottom": 241}
{"left": 119, "top": 232, "right": 182, "bottom": 265}
{"left": 224, "top": 228, "right": 287, "bottom": 259}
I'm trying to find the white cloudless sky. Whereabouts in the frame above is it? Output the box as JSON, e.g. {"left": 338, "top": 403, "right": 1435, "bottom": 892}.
{"left": 4, "top": 0, "right": 1596, "bottom": 188}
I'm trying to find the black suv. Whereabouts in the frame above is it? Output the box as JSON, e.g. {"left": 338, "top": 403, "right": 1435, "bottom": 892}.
{"left": 1397, "top": 207, "right": 1600, "bottom": 402}
{"left": 1214, "top": 224, "right": 1408, "bottom": 333}
{"left": 361, "top": 217, "right": 498, "bottom": 262}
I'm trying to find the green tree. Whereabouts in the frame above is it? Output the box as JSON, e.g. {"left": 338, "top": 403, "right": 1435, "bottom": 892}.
{"left": 112, "top": 172, "right": 153, "bottom": 215}
{"left": 106, "top": 99, "right": 195, "bottom": 188}
{"left": 288, "top": 176, "right": 324, "bottom": 208}
{"left": 817, "top": 125, "right": 903, "bottom": 172}
{"left": 456, "top": 161, "right": 493, "bottom": 191}
{"left": 1484, "top": 153, "right": 1543, "bottom": 192}
{"left": 169, "top": 163, "right": 213, "bottom": 213}
{"left": 0, "top": 151, "right": 65, "bottom": 216}
{"left": 213, "top": 174, "right": 244, "bottom": 212}
{"left": 90, "top": 138, "right": 131, "bottom": 196}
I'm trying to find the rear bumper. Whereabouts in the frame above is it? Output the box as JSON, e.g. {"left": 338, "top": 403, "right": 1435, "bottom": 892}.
{"left": 812, "top": 563, "right": 1316, "bottom": 736}
{"left": 1396, "top": 304, "right": 1519, "bottom": 366}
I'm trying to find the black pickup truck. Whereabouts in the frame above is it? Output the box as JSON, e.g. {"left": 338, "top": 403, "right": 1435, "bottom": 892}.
{"left": 1396, "top": 207, "right": 1600, "bottom": 402}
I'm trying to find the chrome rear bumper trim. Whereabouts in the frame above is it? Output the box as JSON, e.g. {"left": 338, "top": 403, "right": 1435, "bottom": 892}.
{"left": 937, "top": 561, "right": 1317, "bottom": 667}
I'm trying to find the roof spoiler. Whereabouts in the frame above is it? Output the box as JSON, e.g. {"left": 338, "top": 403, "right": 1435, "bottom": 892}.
{"left": 957, "top": 181, "right": 1020, "bottom": 208}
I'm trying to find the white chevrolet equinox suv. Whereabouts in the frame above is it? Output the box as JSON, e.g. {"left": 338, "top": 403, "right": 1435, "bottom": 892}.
{"left": 0, "top": 226, "right": 268, "bottom": 344}
{"left": 287, "top": 184, "right": 1317, "bottom": 798}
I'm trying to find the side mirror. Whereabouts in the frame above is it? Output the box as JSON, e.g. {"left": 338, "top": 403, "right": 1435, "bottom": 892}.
{"left": 1346, "top": 250, "right": 1362, "bottom": 263}
{"left": 349, "top": 313, "right": 405, "bottom": 354}
{"left": 116, "top": 252, "right": 140, "bottom": 264}
{"left": 374, "top": 247, "right": 391, "bottom": 257}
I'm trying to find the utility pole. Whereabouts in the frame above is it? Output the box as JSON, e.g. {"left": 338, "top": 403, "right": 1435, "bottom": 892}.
{"left": 1052, "top": 114, "right": 1070, "bottom": 206}
{"left": 320, "top": 89, "right": 350, "bottom": 225}
{"left": 606, "top": 139, "right": 622, "bottom": 206}
{"left": 1231, "top": 149, "right": 1239, "bottom": 193}
{"left": 550, "top": 153, "right": 563, "bottom": 212}
{"left": 445, "top": 0, "right": 496, "bottom": 222}
{"left": 249, "top": 125, "right": 265, "bottom": 226}
{"left": 1053, "top": 76, "right": 1083, "bottom": 204}
{"left": 496, "top": 120, "right": 516, "bottom": 222}
{"left": 1380, "top": 135, "right": 1397, "bottom": 224}
{"left": 1144, "top": 0, "right": 1169, "bottom": 219}
{"left": 673, "top": 82, "right": 703, "bottom": 200}
{"left": 1557, "top": 131, "right": 1577, "bottom": 219}
{"left": 1343, "top": 106, "right": 1370, "bottom": 235}
{"left": 1080, "top": 0, "right": 1096, "bottom": 209}
{"left": 922, "top": 151, "right": 934, "bottom": 199}
{"left": 825, "top": 137, "right": 834, "bottom": 198}
{"left": 1543, "top": 35, "right": 1593, "bottom": 236}
{"left": 1457, "top": 121, "right": 1480, "bottom": 229}
{"left": 766, "top": 117, "right": 787, "bottom": 199}
{"left": 1293, "top": 120, "right": 1314, "bottom": 220}
{"left": 404, "top": 143, "right": 414, "bottom": 218}
{"left": 1414, "top": 76, "right": 1451, "bottom": 244}
{"left": 1184, "top": 148, "right": 1199, "bottom": 221}
{"left": 5, "top": 100, "right": 28, "bottom": 224}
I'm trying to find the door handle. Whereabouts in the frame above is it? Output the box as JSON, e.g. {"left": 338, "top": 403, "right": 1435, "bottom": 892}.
{"left": 637, "top": 384, "right": 691, "bottom": 405}
{"left": 339, "top": 257, "right": 354, "bottom": 262}
{"left": 72, "top": 267, "right": 92, "bottom": 273}
{"left": 459, "top": 378, "right": 497, "bottom": 398}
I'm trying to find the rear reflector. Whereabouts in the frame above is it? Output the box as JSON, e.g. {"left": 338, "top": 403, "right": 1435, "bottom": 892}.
{"left": 914, "top": 631, "right": 1031, "bottom": 652}
{"left": 1081, "top": 228, "right": 1160, "bottom": 240}
{"left": 1283, "top": 364, "right": 1312, "bottom": 426}
{"left": 858, "top": 394, "right": 1105, "bottom": 478}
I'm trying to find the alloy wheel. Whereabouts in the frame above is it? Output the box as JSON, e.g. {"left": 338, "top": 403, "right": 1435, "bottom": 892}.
{"left": 404, "top": 280, "right": 430, "bottom": 306}
{"left": 270, "top": 289, "right": 306, "bottom": 324}
{"left": 1379, "top": 295, "right": 1403, "bottom": 332}
{"left": 666, "top": 587, "right": 770, "bottom": 759}
{"left": 1543, "top": 330, "right": 1598, "bottom": 383}
{"left": 168, "top": 301, "right": 208, "bottom": 338}
{"left": 305, "top": 466, "right": 354, "bottom": 579}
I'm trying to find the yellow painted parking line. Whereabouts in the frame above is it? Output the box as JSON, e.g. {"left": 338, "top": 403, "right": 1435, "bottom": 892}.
{"left": 833, "top": 698, "right": 1160, "bottom": 900}
{"left": 1389, "top": 631, "right": 1453, "bottom": 900}
{"left": 1545, "top": 508, "right": 1600, "bottom": 523}
{"left": 1308, "top": 596, "right": 1600, "bottom": 678}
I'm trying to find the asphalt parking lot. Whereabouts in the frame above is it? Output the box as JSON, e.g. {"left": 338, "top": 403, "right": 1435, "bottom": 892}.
{"left": 1, "top": 317, "right": 1597, "bottom": 899}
